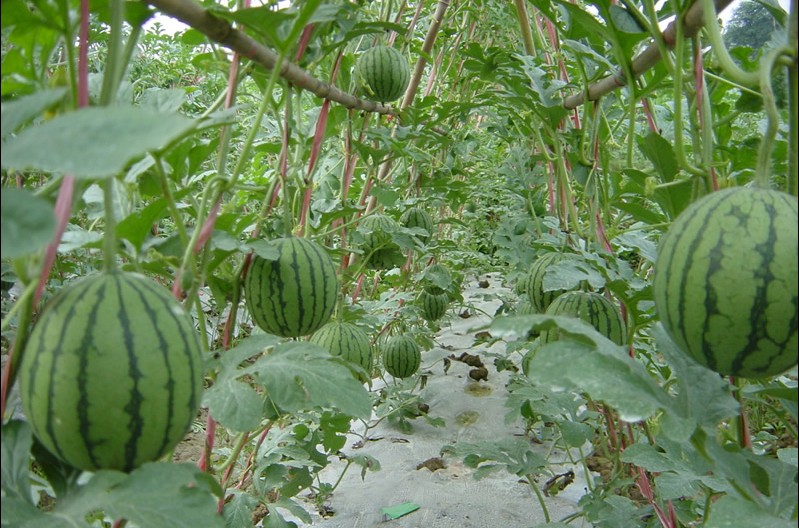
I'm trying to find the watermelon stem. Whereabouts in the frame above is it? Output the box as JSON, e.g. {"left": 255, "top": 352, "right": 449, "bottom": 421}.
{"left": 730, "top": 377, "right": 754, "bottom": 450}
{"left": 524, "top": 474, "right": 551, "bottom": 523}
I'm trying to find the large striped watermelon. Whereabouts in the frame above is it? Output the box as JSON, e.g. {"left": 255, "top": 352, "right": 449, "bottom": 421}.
{"left": 418, "top": 290, "right": 450, "bottom": 322}
{"left": 358, "top": 214, "right": 405, "bottom": 270}
{"left": 245, "top": 237, "right": 339, "bottom": 338}
{"left": 540, "top": 291, "right": 626, "bottom": 346}
{"left": 382, "top": 335, "right": 421, "bottom": 379}
{"left": 653, "top": 187, "right": 798, "bottom": 378}
{"left": 524, "top": 252, "right": 579, "bottom": 312}
{"left": 400, "top": 207, "right": 434, "bottom": 244}
{"left": 355, "top": 45, "right": 410, "bottom": 103}
{"left": 310, "top": 321, "right": 373, "bottom": 381}
{"left": 18, "top": 271, "right": 204, "bottom": 472}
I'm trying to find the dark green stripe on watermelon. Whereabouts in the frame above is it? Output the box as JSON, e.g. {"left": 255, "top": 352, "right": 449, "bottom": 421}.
{"left": 400, "top": 207, "right": 434, "bottom": 244}
{"left": 418, "top": 290, "right": 450, "bottom": 322}
{"left": 358, "top": 214, "right": 405, "bottom": 270}
{"left": 524, "top": 252, "right": 579, "bottom": 312}
{"left": 382, "top": 335, "right": 421, "bottom": 379}
{"left": 653, "top": 187, "right": 798, "bottom": 378}
{"left": 19, "top": 271, "right": 204, "bottom": 472}
{"left": 245, "top": 237, "right": 339, "bottom": 338}
{"left": 541, "top": 291, "right": 626, "bottom": 346}
{"left": 310, "top": 321, "right": 374, "bottom": 381}
{"left": 356, "top": 46, "right": 410, "bottom": 103}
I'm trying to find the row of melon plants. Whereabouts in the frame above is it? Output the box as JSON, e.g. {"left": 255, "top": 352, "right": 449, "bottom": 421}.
{"left": 435, "top": 1, "right": 799, "bottom": 523}
{"left": 0, "top": 1, "right": 478, "bottom": 526}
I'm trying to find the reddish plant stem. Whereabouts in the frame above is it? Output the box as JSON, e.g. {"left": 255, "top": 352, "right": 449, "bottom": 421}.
{"left": 297, "top": 51, "right": 343, "bottom": 234}
{"left": 693, "top": 42, "right": 718, "bottom": 191}
{"left": 731, "top": 377, "right": 753, "bottom": 449}
{"left": 624, "top": 423, "right": 675, "bottom": 528}
{"left": 641, "top": 98, "right": 659, "bottom": 134}
{"left": 235, "top": 425, "right": 272, "bottom": 490}
{"left": 198, "top": 412, "right": 216, "bottom": 472}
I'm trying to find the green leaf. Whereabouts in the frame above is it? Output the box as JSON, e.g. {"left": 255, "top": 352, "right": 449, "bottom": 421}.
{"left": 441, "top": 438, "right": 548, "bottom": 478}
{"left": 1, "top": 107, "right": 196, "bottom": 179}
{"left": 620, "top": 438, "right": 729, "bottom": 499}
{"left": 1, "top": 188, "right": 55, "bottom": 259}
{"left": 246, "top": 239, "right": 281, "bottom": 260}
{"left": 512, "top": 321, "right": 669, "bottom": 422}
{"left": 637, "top": 132, "right": 678, "bottom": 182}
{"left": 558, "top": 420, "right": 592, "bottom": 447}
{"left": 115, "top": 192, "right": 190, "bottom": 251}
{"left": 0, "top": 420, "right": 34, "bottom": 505}
{"left": 139, "top": 88, "right": 187, "bottom": 113}
{"left": 515, "top": 54, "right": 567, "bottom": 109}
{"left": 0, "top": 497, "right": 53, "bottom": 527}
{"left": 652, "top": 324, "right": 740, "bottom": 430}
{"left": 253, "top": 342, "right": 372, "bottom": 418}
{"left": 612, "top": 231, "right": 657, "bottom": 263}
{"left": 0, "top": 88, "right": 67, "bottom": 138}
{"left": 205, "top": 379, "right": 266, "bottom": 432}
{"left": 222, "top": 491, "right": 259, "bottom": 527}
{"left": 85, "top": 464, "right": 223, "bottom": 528}
{"left": 543, "top": 258, "right": 606, "bottom": 291}
{"left": 705, "top": 495, "right": 794, "bottom": 528}
{"left": 608, "top": 5, "right": 646, "bottom": 33}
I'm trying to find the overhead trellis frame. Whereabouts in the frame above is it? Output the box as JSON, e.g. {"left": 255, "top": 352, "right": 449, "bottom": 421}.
{"left": 144, "top": 0, "right": 396, "bottom": 115}
{"left": 562, "top": 0, "right": 735, "bottom": 109}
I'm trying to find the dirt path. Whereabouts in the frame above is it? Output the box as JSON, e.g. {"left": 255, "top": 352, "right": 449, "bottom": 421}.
{"left": 295, "top": 273, "right": 592, "bottom": 527}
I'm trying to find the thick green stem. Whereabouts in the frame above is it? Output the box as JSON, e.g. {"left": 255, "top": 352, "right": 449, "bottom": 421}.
{"left": 754, "top": 46, "right": 793, "bottom": 189}
{"left": 513, "top": 0, "right": 537, "bottom": 55}
{"left": 102, "top": 180, "right": 118, "bottom": 272}
{"left": 700, "top": 0, "right": 760, "bottom": 88}
{"left": 525, "top": 474, "right": 551, "bottom": 523}
{"left": 672, "top": 15, "right": 705, "bottom": 178}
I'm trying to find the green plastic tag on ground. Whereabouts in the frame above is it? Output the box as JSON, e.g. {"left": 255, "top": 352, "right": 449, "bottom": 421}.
{"left": 381, "top": 501, "right": 420, "bottom": 520}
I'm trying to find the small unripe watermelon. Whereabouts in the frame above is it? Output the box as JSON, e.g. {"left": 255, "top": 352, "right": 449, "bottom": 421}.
{"left": 400, "top": 207, "right": 434, "bottom": 244}
{"left": 244, "top": 237, "right": 339, "bottom": 338}
{"left": 18, "top": 271, "right": 204, "bottom": 472}
{"left": 540, "top": 291, "right": 626, "bottom": 346}
{"left": 524, "top": 252, "right": 579, "bottom": 313}
{"left": 653, "top": 187, "right": 798, "bottom": 378}
{"left": 358, "top": 214, "right": 405, "bottom": 270}
{"left": 382, "top": 335, "right": 421, "bottom": 379}
{"left": 418, "top": 290, "right": 450, "bottom": 322}
{"left": 310, "top": 321, "right": 373, "bottom": 381}
{"left": 355, "top": 45, "right": 410, "bottom": 103}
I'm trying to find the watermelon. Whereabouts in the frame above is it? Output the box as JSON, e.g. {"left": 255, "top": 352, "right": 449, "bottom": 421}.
{"left": 418, "top": 290, "right": 450, "bottom": 322}
{"left": 382, "top": 335, "right": 421, "bottom": 379}
{"left": 355, "top": 45, "right": 410, "bottom": 103}
{"left": 524, "top": 252, "right": 578, "bottom": 312}
{"left": 421, "top": 263, "right": 452, "bottom": 295}
{"left": 515, "top": 297, "right": 537, "bottom": 315}
{"left": 540, "top": 291, "right": 626, "bottom": 346}
{"left": 244, "top": 237, "right": 339, "bottom": 338}
{"left": 653, "top": 187, "right": 798, "bottom": 378}
{"left": 18, "top": 271, "right": 204, "bottom": 472}
{"left": 358, "top": 214, "right": 405, "bottom": 270}
{"left": 310, "top": 321, "right": 373, "bottom": 381}
{"left": 400, "top": 207, "right": 434, "bottom": 244}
